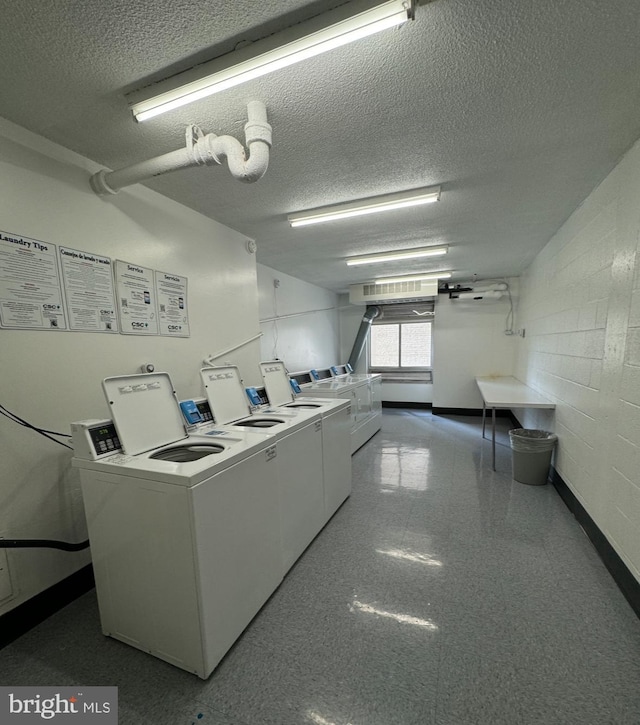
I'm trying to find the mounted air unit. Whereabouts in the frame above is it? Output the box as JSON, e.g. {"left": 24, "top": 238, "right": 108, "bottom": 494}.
{"left": 349, "top": 279, "right": 438, "bottom": 305}
{"left": 448, "top": 282, "right": 508, "bottom": 302}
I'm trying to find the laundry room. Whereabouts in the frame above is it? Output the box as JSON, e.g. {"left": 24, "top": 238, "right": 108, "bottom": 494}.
{"left": 1, "top": 1, "right": 640, "bottom": 723}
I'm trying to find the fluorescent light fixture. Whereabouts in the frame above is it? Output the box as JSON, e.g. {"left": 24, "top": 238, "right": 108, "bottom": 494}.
{"left": 346, "top": 244, "right": 447, "bottom": 266}
{"left": 131, "top": 0, "right": 414, "bottom": 122}
{"left": 374, "top": 272, "right": 452, "bottom": 284}
{"left": 289, "top": 186, "right": 440, "bottom": 228}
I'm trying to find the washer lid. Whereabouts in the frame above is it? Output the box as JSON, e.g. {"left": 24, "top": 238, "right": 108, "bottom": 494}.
{"left": 200, "top": 366, "right": 252, "bottom": 425}
{"left": 260, "top": 360, "right": 295, "bottom": 407}
{"left": 102, "top": 373, "right": 187, "bottom": 456}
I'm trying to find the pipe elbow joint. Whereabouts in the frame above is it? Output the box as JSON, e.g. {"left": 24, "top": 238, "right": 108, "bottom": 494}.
{"left": 206, "top": 135, "right": 270, "bottom": 183}
{"left": 90, "top": 169, "right": 119, "bottom": 195}
{"left": 89, "top": 101, "right": 272, "bottom": 194}
{"left": 236, "top": 142, "right": 270, "bottom": 183}
{"left": 244, "top": 120, "right": 272, "bottom": 148}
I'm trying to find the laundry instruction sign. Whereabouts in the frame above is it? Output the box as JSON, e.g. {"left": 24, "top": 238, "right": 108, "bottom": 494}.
{"left": 0, "top": 230, "right": 67, "bottom": 330}
{"left": 155, "top": 270, "right": 190, "bottom": 337}
{"left": 58, "top": 247, "right": 117, "bottom": 333}
{"left": 0, "top": 687, "right": 117, "bottom": 723}
{"left": 115, "top": 259, "right": 159, "bottom": 334}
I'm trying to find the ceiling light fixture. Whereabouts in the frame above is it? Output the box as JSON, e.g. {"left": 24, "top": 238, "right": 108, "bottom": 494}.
{"left": 289, "top": 185, "right": 440, "bottom": 228}
{"left": 374, "top": 272, "right": 452, "bottom": 284}
{"left": 130, "top": 0, "right": 415, "bottom": 122}
{"left": 346, "top": 245, "right": 447, "bottom": 266}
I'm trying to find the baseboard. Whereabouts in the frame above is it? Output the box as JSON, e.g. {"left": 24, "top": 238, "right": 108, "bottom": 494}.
{"left": 551, "top": 468, "right": 640, "bottom": 619}
{"left": 432, "top": 407, "right": 521, "bottom": 428}
{"left": 382, "top": 401, "right": 432, "bottom": 409}
{"left": 0, "top": 564, "right": 95, "bottom": 650}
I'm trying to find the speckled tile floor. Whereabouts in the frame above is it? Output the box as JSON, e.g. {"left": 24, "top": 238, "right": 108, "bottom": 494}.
{"left": 2, "top": 409, "right": 640, "bottom": 724}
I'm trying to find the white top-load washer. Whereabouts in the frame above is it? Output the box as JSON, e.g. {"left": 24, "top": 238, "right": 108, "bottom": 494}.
{"left": 330, "top": 364, "right": 383, "bottom": 418}
{"left": 200, "top": 365, "right": 324, "bottom": 575}
{"left": 71, "top": 372, "right": 282, "bottom": 679}
{"left": 331, "top": 363, "right": 382, "bottom": 386}
{"left": 294, "top": 372, "right": 381, "bottom": 453}
{"left": 258, "top": 361, "right": 352, "bottom": 522}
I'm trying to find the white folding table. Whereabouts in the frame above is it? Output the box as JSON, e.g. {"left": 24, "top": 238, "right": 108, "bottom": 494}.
{"left": 475, "top": 376, "right": 556, "bottom": 471}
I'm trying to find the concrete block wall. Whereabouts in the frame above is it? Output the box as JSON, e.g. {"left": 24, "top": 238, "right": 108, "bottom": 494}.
{"left": 516, "top": 137, "right": 640, "bottom": 583}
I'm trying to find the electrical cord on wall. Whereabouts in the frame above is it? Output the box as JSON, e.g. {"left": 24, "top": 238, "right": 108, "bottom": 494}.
{"left": 272, "top": 279, "right": 280, "bottom": 359}
{"left": 504, "top": 279, "right": 514, "bottom": 334}
{"left": 0, "top": 404, "right": 73, "bottom": 450}
{"left": 0, "top": 538, "right": 89, "bottom": 551}
{"left": 1, "top": 405, "right": 87, "bottom": 551}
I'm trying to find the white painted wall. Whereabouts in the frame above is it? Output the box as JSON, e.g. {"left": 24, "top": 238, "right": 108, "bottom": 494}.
{"left": 0, "top": 118, "right": 261, "bottom": 614}
{"left": 257, "top": 265, "right": 339, "bottom": 378}
{"left": 516, "top": 137, "right": 640, "bottom": 583}
{"left": 380, "top": 382, "right": 433, "bottom": 404}
{"left": 432, "top": 283, "right": 519, "bottom": 408}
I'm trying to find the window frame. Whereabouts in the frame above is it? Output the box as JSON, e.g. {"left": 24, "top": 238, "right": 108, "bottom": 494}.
{"left": 368, "top": 319, "right": 433, "bottom": 374}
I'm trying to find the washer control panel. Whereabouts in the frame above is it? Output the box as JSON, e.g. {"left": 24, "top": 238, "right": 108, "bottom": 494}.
{"left": 246, "top": 386, "right": 269, "bottom": 407}
{"left": 71, "top": 419, "right": 122, "bottom": 460}
{"left": 179, "top": 397, "right": 215, "bottom": 428}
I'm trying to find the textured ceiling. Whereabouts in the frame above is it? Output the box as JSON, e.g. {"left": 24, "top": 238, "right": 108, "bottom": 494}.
{"left": 1, "top": 0, "right": 640, "bottom": 291}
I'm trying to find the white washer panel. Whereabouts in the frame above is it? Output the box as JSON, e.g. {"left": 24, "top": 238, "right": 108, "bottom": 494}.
{"left": 78, "top": 445, "right": 281, "bottom": 679}
{"left": 103, "top": 372, "right": 187, "bottom": 455}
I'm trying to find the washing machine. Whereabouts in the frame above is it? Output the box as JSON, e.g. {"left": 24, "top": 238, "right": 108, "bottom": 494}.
{"left": 295, "top": 373, "right": 381, "bottom": 453}
{"left": 330, "top": 364, "right": 383, "bottom": 419}
{"left": 330, "top": 363, "right": 354, "bottom": 377}
{"left": 256, "top": 361, "right": 352, "bottom": 522}
{"left": 312, "top": 367, "right": 334, "bottom": 381}
{"left": 200, "top": 365, "right": 324, "bottom": 575}
{"left": 71, "top": 372, "right": 282, "bottom": 679}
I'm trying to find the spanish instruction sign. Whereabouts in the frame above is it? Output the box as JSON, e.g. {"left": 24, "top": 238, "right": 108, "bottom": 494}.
{"left": 115, "top": 260, "right": 159, "bottom": 335}
{"left": 155, "top": 270, "right": 190, "bottom": 337}
{"left": 0, "top": 230, "right": 67, "bottom": 330}
{"left": 59, "top": 247, "right": 118, "bottom": 332}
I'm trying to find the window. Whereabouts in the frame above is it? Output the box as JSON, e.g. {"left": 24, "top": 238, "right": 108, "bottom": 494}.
{"left": 368, "top": 302, "right": 434, "bottom": 380}
{"left": 370, "top": 322, "right": 432, "bottom": 370}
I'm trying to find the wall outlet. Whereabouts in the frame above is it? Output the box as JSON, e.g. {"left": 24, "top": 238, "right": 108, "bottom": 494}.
{"left": 0, "top": 549, "right": 13, "bottom": 603}
{"left": 518, "top": 329, "right": 526, "bottom": 337}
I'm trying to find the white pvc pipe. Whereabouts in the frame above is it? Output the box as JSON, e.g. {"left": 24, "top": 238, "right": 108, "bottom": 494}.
{"left": 90, "top": 101, "right": 272, "bottom": 194}
{"left": 470, "top": 282, "right": 508, "bottom": 293}
{"left": 203, "top": 332, "right": 264, "bottom": 365}
{"left": 456, "top": 290, "right": 505, "bottom": 300}
{"left": 259, "top": 306, "right": 336, "bottom": 324}
{"left": 90, "top": 147, "right": 193, "bottom": 194}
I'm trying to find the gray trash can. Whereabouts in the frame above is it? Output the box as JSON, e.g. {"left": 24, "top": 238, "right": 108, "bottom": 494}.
{"left": 508, "top": 429, "right": 557, "bottom": 485}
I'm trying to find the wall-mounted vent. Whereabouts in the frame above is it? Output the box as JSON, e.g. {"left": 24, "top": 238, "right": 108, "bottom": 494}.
{"left": 349, "top": 279, "right": 438, "bottom": 304}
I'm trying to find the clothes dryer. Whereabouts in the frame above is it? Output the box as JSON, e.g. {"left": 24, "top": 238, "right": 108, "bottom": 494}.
{"left": 200, "top": 366, "right": 324, "bottom": 575}
{"left": 72, "top": 373, "right": 281, "bottom": 679}
{"left": 258, "top": 361, "right": 352, "bottom": 522}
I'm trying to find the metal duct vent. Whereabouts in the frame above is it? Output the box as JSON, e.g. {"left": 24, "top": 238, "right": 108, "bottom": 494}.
{"left": 349, "top": 279, "right": 438, "bottom": 304}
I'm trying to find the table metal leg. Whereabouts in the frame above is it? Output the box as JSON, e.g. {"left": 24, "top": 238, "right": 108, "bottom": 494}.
{"left": 491, "top": 407, "right": 496, "bottom": 471}
{"left": 481, "top": 402, "right": 486, "bottom": 439}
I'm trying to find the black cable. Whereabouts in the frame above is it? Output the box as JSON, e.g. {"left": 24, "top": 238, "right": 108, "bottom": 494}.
{"left": 0, "top": 408, "right": 83, "bottom": 551}
{"left": 0, "top": 538, "right": 89, "bottom": 552}
{"left": 0, "top": 405, "right": 73, "bottom": 450}
{"left": 0, "top": 404, "right": 72, "bottom": 436}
